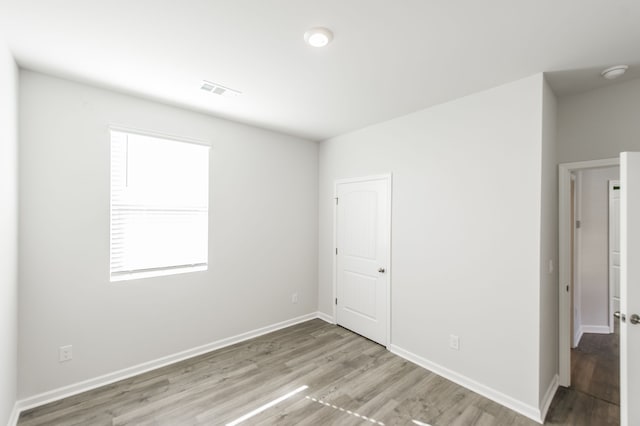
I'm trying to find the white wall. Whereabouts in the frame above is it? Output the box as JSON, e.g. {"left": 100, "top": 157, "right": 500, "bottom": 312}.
{"left": 0, "top": 43, "right": 19, "bottom": 424}
{"left": 558, "top": 77, "right": 640, "bottom": 163}
{"left": 539, "top": 79, "right": 558, "bottom": 405}
{"left": 18, "top": 71, "right": 318, "bottom": 399}
{"left": 319, "top": 74, "right": 546, "bottom": 415}
{"left": 576, "top": 166, "right": 619, "bottom": 333}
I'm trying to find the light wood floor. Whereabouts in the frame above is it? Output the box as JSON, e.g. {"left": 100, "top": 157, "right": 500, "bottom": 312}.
{"left": 19, "top": 319, "right": 619, "bottom": 425}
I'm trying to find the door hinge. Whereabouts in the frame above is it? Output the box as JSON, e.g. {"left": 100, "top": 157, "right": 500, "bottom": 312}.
{"left": 576, "top": 220, "right": 581, "bottom": 229}
{"left": 566, "top": 285, "right": 569, "bottom": 292}
{"left": 335, "top": 298, "right": 338, "bottom": 305}
{"left": 336, "top": 247, "right": 338, "bottom": 255}
{"left": 335, "top": 197, "right": 338, "bottom": 205}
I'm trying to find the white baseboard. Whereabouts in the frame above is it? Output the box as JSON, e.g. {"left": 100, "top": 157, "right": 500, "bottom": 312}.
{"left": 388, "top": 344, "right": 544, "bottom": 424}
{"left": 6, "top": 402, "right": 20, "bottom": 426}
{"left": 581, "top": 325, "right": 611, "bottom": 335}
{"left": 14, "top": 312, "right": 324, "bottom": 417}
{"left": 540, "top": 374, "right": 559, "bottom": 423}
{"left": 574, "top": 324, "right": 610, "bottom": 347}
{"left": 574, "top": 328, "right": 584, "bottom": 347}
{"left": 316, "top": 311, "right": 334, "bottom": 324}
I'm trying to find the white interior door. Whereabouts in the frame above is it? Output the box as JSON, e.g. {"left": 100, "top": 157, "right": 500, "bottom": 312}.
{"left": 620, "top": 153, "right": 640, "bottom": 426}
{"left": 609, "top": 180, "right": 621, "bottom": 333}
{"left": 335, "top": 175, "right": 390, "bottom": 346}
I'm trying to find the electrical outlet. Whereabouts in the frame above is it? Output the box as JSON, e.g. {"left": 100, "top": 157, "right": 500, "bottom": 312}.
{"left": 449, "top": 335, "right": 460, "bottom": 351}
{"left": 59, "top": 345, "right": 73, "bottom": 362}
{"left": 291, "top": 293, "right": 298, "bottom": 304}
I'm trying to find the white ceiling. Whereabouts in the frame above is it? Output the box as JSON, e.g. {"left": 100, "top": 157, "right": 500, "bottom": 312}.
{"left": 2, "top": 0, "right": 640, "bottom": 141}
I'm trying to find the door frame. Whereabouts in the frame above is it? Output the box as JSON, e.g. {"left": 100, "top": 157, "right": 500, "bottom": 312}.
{"left": 559, "top": 158, "right": 619, "bottom": 386}
{"left": 332, "top": 173, "right": 392, "bottom": 347}
{"left": 570, "top": 174, "right": 577, "bottom": 347}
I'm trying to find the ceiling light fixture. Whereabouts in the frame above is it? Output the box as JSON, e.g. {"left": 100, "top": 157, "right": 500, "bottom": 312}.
{"left": 601, "top": 65, "right": 628, "bottom": 80}
{"left": 304, "top": 27, "right": 333, "bottom": 47}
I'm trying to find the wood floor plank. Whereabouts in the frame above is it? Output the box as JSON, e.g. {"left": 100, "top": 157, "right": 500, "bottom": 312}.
{"left": 571, "top": 321, "right": 620, "bottom": 406}
{"left": 18, "top": 319, "right": 620, "bottom": 425}
{"left": 545, "top": 321, "right": 620, "bottom": 426}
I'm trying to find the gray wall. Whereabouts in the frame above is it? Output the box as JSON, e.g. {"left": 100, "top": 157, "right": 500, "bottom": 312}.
{"left": 18, "top": 71, "right": 319, "bottom": 398}
{"left": 558, "top": 77, "right": 640, "bottom": 163}
{"left": 557, "top": 77, "right": 640, "bottom": 340}
{"left": 0, "top": 43, "right": 18, "bottom": 424}
{"left": 318, "top": 74, "right": 546, "bottom": 414}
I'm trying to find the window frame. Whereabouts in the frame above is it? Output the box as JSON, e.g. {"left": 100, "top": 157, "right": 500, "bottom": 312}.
{"left": 109, "top": 125, "right": 211, "bottom": 282}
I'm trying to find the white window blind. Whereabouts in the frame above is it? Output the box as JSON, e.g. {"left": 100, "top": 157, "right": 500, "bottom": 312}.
{"left": 110, "top": 129, "right": 209, "bottom": 281}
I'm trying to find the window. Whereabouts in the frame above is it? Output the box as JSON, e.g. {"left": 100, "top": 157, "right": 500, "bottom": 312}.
{"left": 110, "top": 129, "right": 209, "bottom": 281}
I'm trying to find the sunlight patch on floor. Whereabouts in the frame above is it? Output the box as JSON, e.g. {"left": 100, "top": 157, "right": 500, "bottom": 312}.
{"left": 225, "top": 385, "right": 309, "bottom": 425}
{"left": 304, "top": 395, "right": 385, "bottom": 425}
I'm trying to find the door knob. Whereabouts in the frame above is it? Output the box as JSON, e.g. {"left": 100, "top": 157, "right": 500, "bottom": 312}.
{"left": 631, "top": 314, "right": 640, "bottom": 325}
{"left": 614, "top": 311, "right": 626, "bottom": 322}
{"left": 378, "top": 268, "right": 385, "bottom": 273}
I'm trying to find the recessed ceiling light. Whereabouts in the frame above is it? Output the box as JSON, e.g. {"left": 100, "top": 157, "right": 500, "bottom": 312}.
{"left": 200, "top": 80, "right": 241, "bottom": 97}
{"left": 304, "top": 27, "right": 333, "bottom": 48}
{"left": 601, "top": 65, "right": 628, "bottom": 80}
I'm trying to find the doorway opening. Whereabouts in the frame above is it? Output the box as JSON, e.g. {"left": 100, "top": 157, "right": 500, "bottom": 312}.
{"left": 559, "top": 158, "right": 620, "bottom": 402}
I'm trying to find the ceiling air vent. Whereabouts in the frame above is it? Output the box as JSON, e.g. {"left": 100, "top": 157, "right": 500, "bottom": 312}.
{"left": 200, "top": 80, "right": 241, "bottom": 97}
